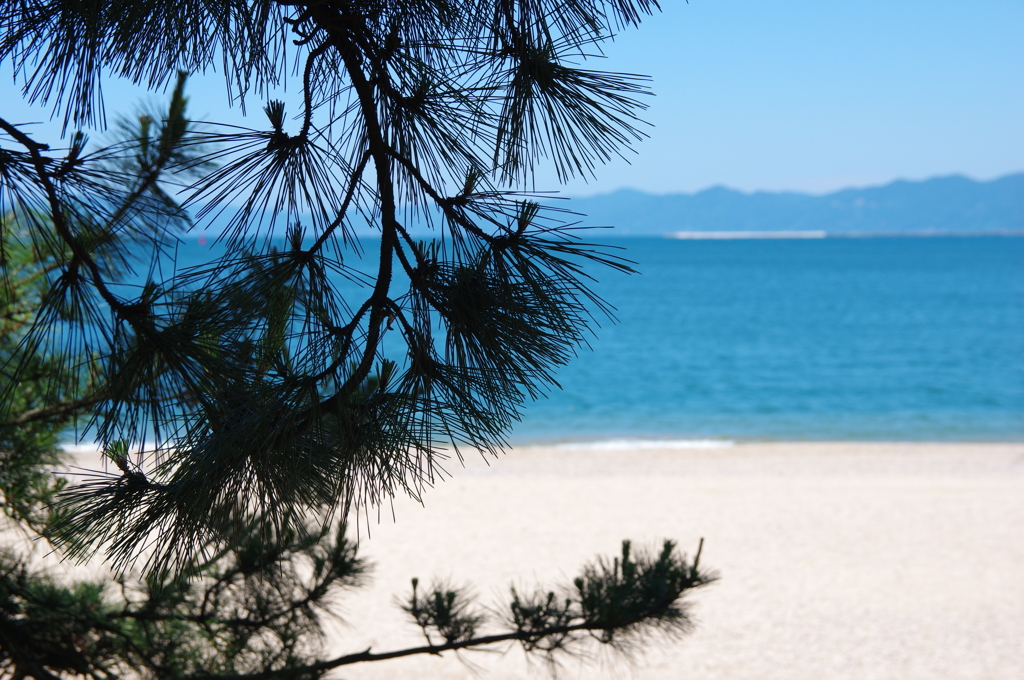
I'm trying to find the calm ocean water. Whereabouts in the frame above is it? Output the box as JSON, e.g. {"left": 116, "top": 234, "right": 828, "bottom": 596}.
{"left": 169, "top": 236, "right": 1024, "bottom": 443}
{"left": 515, "top": 237, "right": 1024, "bottom": 443}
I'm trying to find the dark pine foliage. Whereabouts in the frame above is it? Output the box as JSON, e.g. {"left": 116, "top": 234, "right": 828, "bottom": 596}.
{"left": 1, "top": 1, "right": 717, "bottom": 678}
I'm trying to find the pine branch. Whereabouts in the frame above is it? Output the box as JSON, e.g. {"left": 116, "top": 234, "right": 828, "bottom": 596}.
{"left": 193, "top": 626, "right": 591, "bottom": 680}
{"left": 1, "top": 395, "right": 103, "bottom": 427}
{"left": 0, "top": 118, "right": 137, "bottom": 325}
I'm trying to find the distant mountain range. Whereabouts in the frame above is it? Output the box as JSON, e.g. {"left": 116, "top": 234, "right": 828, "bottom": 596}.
{"left": 195, "top": 173, "right": 1024, "bottom": 239}
{"left": 558, "top": 173, "right": 1024, "bottom": 236}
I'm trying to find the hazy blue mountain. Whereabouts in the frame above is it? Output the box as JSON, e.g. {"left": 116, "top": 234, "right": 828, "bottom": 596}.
{"left": 195, "top": 173, "right": 1023, "bottom": 238}
{"left": 559, "top": 173, "right": 1024, "bottom": 236}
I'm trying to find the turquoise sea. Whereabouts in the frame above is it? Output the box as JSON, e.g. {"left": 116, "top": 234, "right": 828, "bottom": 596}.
{"left": 171, "top": 235, "right": 1024, "bottom": 443}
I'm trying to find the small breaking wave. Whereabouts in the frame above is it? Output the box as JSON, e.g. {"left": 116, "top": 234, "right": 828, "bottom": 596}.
{"left": 61, "top": 443, "right": 103, "bottom": 455}
{"left": 552, "top": 438, "right": 735, "bottom": 451}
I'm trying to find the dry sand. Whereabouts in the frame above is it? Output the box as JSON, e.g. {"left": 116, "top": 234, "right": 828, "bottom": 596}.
{"left": 19, "top": 441, "right": 1023, "bottom": 679}
{"left": 329, "top": 441, "right": 1024, "bottom": 680}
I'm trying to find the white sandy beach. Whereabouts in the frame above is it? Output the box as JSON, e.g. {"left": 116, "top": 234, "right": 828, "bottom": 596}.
{"left": 328, "top": 441, "right": 1024, "bottom": 680}
{"left": 20, "top": 441, "right": 1024, "bottom": 679}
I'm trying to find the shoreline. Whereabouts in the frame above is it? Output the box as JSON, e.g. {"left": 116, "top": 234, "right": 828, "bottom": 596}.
{"left": 59, "top": 439, "right": 1024, "bottom": 481}
{"left": 441, "top": 440, "right": 1024, "bottom": 479}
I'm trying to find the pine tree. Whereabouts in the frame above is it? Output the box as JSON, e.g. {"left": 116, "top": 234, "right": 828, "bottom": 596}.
{"left": 0, "top": 1, "right": 717, "bottom": 677}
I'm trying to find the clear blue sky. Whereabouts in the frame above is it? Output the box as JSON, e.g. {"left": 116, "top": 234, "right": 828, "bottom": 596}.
{"left": 3, "top": 0, "right": 1022, "bottom": 197}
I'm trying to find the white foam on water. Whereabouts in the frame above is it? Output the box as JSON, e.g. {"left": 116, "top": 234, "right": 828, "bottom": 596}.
{"left": 61, "top": 442, "right": 150, "bottom": 459}
{"left": 552, "top": 438, "right": 735, "bottom": 451}
{"left": 666, "top": 230, "right": 826, "bottom": 239}
{"left": 61, "top": 443, "right": 103, "bottom": 455}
